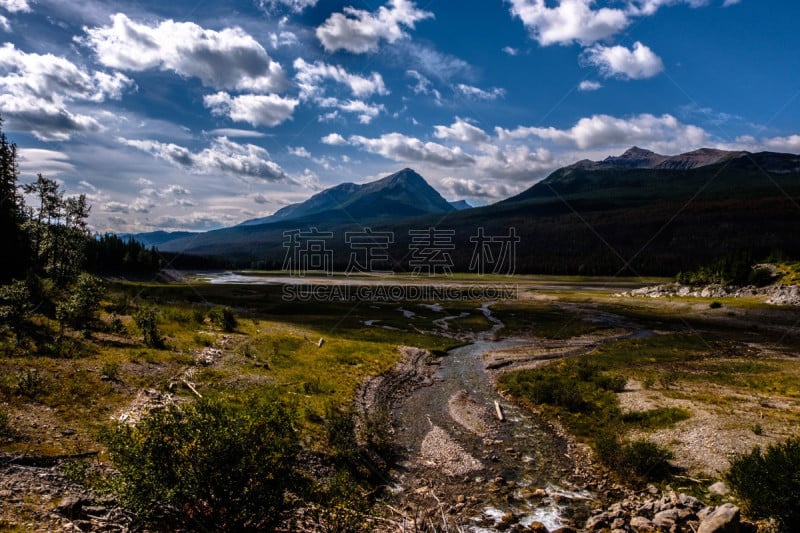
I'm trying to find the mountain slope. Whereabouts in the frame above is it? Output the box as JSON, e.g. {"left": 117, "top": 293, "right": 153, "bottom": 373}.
{"left": 158, "top": 168, "right": 456, "bottom": 255}
{"left": 237, "top": 168, "right": 454, "bottom": 227}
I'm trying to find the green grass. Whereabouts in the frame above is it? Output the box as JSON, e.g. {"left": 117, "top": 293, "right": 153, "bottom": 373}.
{"left": 621, "top": 407, "right": 692, "bottom": 429}
{"left": 492, "top": 303, "right": 604, "bottom": 339}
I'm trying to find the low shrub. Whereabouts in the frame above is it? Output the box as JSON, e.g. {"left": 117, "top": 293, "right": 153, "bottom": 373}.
{"left": 134, "top": 308, "right": 164, "bottom": 348}
{"left": 620, "top": 439, "right": 674, "bottom": 480}
{"left": 209, "top": 306, "right": 237, "bottom": 332}
{"left": 726, "top": 437, "right": 800, "bottom": 532}
{"left": 101, "top": 394, "right": 300, "bottom": 530}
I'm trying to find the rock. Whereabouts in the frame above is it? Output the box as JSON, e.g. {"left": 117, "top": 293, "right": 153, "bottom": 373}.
{"left": 698, "top": 503, "right": 740, "bottom": 533}
{"left": 653, "top": 509, "right": 678, "bottom": 529}
{"left": 585, "top": 514, "right": 608, "bottom": 530}
{"left": 611, "top": 517, "right": 626, "bottom": 529}
{"left": 630, "top": 516, "right": 655, "bottom": 531}
{"left": 679, "top": 494, "right": 704, "bottom": 511}
{"left": 55, "top": 495, "right": 91, "bottom": 517}
{"left": 456, "top": 494, "right": 465, "bottom": 504}
{"left": 697, "top": 506, "right": 716, "bottom": 521}
{"left": 708, "top": 481, "right": 730, "bottom": 495}
{"left": 526, "top": 521, "right": 549, "bottom": 533}
{"left": 550, "top": 528, "right": 576, "bottom": 533}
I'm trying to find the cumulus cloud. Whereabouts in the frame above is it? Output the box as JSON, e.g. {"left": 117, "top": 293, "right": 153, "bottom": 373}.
{"left": 258, "top": 0, "right": 317, "bottom": 13}
{"left": 321, "top": 133, "right": 347, "bottom": 145}
{"left": 502, "top": 46, "right": 520, "bottom": 56}
{"left": 118, "top": 136, "right": 290, "bottom": 182}
{"left": 316, "top": 97, "right": 384, "bottom": 124}
{"left": 0, "top": 42, "right": 132, "bottom": 139}
{"left": 496, "top": 113, "right": 708, "bottom": 151}
{"left": 81, "top": 13, "right": 286, "bottom": 93}
{"left": 0, "top": 15, "right": 9, "bottom": 31}
{"left": 316, "top": 0, "right": 433, "bottom": 53}
{"left": 507, "top": 0, "right": 630, "bottom": 46}
{"left": 293, "top": 58, "right": 388, "bottom": 99}
{"left": 455, "top": 83, "right": 506, "bottom": 100}
{"left": 203, "top": 92, "right": 298, "bottom": 127}
{"left": 433, "top": 117, "right": 490, "bottom": 144}
{"left": 0, "top": 0, "right": 30, "bottom": 13}
{"left": 582, "top": 41, "right": 664, "bottom": 79}
{"left": 348, "top": 132, "right": 475, "bottom": 167}
{"left": 289, "top": 146, "right": 311, "bottom": 158}
{"left": 441, "top": 176, "right": 512, "bottom": 199}
{"left": 626, "top": 0, "right": 710, "bottom": 16}
{"left": 578, "top": 80, "right": 602, "bottom": 91}
{"left": 763, "top": 135, "right": 800, "bottom": 153}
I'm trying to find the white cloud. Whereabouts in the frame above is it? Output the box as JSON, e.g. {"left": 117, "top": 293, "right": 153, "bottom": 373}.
{"left": 203, "top": 92, "right": 298, "bottom": 127}
{"left": 0, "top": 43, "right": 133, "bottom": 103}
{"left": 583, "top": 41, "right": 664, "bottom": 79}
{"left": 434, "top": 117, "right": 490, "bottom": 144}
{"left": 406, "top": 69, "right": 442, "bottom": 103}
{"left": 293, "top": 58, "right": 388, "bottom": 99}
{"left": 496, "top": 113, "right": 709, "bottom": 152}
{"left": 316, "top": 0, "right": 433, "bottom": 53}
{"left": 578, "top": 80, "right": 602, "bottom": 91}
{"left": 321, "top": 133, "right": 347, "bottom": 145}
{"left": 81, "top": 13, "right": 286, "bottom": 93}
{"left": 626, "top": 0, "right": 710, "bottom": 16}
{"left": 502, "top": 46, "right": 520, "bottom": 56}
{"left": 17, "top": 148, "right": 75, "bottom": 176}
{"left": 205, "top": 128, "right": 266, "bottom": 138}
{"left": 118, "top": 136, "right": 290, "bottom": 182}
{"left": 258, "top": 0, "right": 317, "bottom": 13}
{"left": 507, "top": 0, "right": 630, "bottom": 46}
{"left": 0, "top": 15, "right": 9, "bottom": 31}
{"left": 269, "top": 30, "right": 299, "bottom": 49}
{"left": 441, "top": 176, "right": 512, "bottom": 199}
{"left": 317, "top": 97, "right": 384, "bottom": 124}
{"left": 0, "top": 0, "right": 30, "bottom": 13}
{"left": 762, "top": 135, "right": 800, "bottom": 153}
{"left": 722, "top": 0, "right": 741, "bottom": 6}
{"left": 0, "top": 95, "right": 103, "bottom": 140}
{"left": 455, "top": 83, "right": 506, "bottom": 100}
{"left": 289, "top": 146, "right": 311, "bottom": 158}
{"left": 348, "top": 132, "right": 475, "bottom": 167}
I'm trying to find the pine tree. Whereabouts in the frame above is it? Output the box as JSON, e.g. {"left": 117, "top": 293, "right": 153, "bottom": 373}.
{"left": 0, "top": 117, "right": 29, "bottom": 281}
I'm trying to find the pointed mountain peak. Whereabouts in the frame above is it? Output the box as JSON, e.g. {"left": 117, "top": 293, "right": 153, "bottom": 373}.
{"left": 384, "top": 167, "right": 425, "bottom": 184}
{"left": 620, "top": 146, "right": 660, "bottom": 158}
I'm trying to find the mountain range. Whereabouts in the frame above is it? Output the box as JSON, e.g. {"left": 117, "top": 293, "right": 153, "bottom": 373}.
{"left": 128, "top": 147, "right": 800, "bottom": 275}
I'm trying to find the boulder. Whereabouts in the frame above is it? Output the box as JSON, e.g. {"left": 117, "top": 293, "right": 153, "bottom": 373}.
{"left": 526, "top": 521, "right": 549, "bottom": 533}
{"left": 698, "top": 503, "right": 740, "bottom": 533}
{"left": 653, "top": 509, "right": 678, "bottom": 529}
{"left": 708, "top": 481, "right": 730, "bottom": 496}
{"left": 630, "top": 516, "right": 655, "bottom": 531}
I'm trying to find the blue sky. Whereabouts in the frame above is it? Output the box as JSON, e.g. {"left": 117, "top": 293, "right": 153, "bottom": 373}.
{"left": 1, "top": 0, "right": 798, "bottom": 232}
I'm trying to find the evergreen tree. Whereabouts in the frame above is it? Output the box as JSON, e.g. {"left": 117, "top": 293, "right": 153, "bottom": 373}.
{"left": 0, "top": 117, "right": 29, "bottom": 281}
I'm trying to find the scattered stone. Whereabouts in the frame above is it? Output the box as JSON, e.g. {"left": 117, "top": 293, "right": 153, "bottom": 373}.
{"left": 708, "top": 481, "right": 730, "bottom": 495}
{"left": 653, "top": 508, "right": 678, "bottom": 529}
{"left": 527, "top": 521, "right": 549, "bottom": 532}
{"left": 698, "top": 503, "right": 740, "bottom": 533}
{"left": 630, "top": 515, "right": 655, "bottom": 531}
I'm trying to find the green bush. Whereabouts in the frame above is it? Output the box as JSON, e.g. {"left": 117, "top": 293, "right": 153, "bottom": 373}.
{"left": 726, "top": 437, "right": 800, "bottom": 531}
{"left": 134, "top": 308, "right": 164, "bottom": 348}
{"left": 56, "top": 273, "right": 105, "bottom": 332}
{"left": 101, "top": 395, "right": 300, "bottom": 530}
{"left": 15, "top": 368, "right": 43, "bottom": 397}
{"left": 620, "top": 439, "right": 673, "bottom": 480}
{"left": 209, "top": 306, "right": 237, "bottom": 332}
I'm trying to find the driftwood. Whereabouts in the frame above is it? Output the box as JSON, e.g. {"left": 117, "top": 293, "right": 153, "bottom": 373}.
{"left": 494, "top": 400, "right": 505, "bottom": 421}
{"left": 317, "top": 337, "right": 325, "bottom": 348}
{"left": 181, "top": 378, "right": 203, "bottom": 398}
